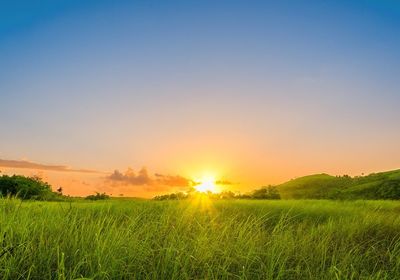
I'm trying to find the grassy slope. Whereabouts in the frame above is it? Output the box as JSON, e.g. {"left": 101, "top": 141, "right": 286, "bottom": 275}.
{"left": 277, "top": 169, "right": 400, "bottom": 199}
{"left": 1, "top": 199, "right": 400, "bottom": 279}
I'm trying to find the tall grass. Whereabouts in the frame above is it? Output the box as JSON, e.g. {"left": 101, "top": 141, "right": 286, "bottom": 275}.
{"left": 0, "top": 198, "right": 399, "bottom": 279}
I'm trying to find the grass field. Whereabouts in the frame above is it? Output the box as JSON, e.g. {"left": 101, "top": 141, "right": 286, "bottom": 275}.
{"left": 1, "top": 198, "right": 400, "bottom": 279}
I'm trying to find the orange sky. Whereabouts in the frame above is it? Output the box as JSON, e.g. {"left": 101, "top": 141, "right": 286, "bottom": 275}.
{"left": 1, "top": 146, "right": 399, "bottom": 198}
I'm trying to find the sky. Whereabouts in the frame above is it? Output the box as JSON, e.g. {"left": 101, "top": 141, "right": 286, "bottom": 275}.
{"left": 0, "top": 0, "right": 400, "bottom": 197}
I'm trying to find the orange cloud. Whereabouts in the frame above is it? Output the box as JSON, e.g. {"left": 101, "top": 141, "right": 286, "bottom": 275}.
{"left": 106, "top": 167, "right": 198, "bottom": 188}
{"left": 108, "top": 168, "right": 152, "bottom": 185}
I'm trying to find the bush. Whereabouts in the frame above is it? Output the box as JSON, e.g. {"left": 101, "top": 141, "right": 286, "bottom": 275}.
{"left": 154, "top": 192, "right": 187, "bottom": 200}
{"left": 0, "top": 175, "right": 59, "bottom": 200}
{"left": 246, "top": 186, "right": 281, "bottom": 199}
{"left": 85, "top": 192, "right": 110, "bottom": 200}
{"left": 153, "top": 187, "right": 282, "bottom": 200}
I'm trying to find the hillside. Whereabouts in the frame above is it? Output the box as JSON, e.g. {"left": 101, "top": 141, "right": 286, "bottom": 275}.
{"left": 277, "top": 169, "right": 400, "bottom": 200}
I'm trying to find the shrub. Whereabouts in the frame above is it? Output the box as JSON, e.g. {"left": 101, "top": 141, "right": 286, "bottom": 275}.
{"left": 153, "top": 187, "right": 282, "bottom": 200}
{"left": 249, "top": 186, "right": 281, "bottom": 199}
{"left": 154, "top": 192, "right": 187, "bottom": 200}
{"left": 0, "top": 175, "right": 59, "bottom": 200}
{"left": 85, "top": 192, "right": 110, "bottom": 200}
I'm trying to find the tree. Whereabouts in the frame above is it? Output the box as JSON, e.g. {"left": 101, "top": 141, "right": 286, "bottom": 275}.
{"left": 85, "top": 192, "right": 110, "bottom": 200}
{"left": 219, "top": 191, "right": 236, "bottom": 199}
{"left": 251, "top": 186, "right": 281, "bottom": 199}
{"left": 154, "top": 192, "right": 188, "bottom": 200}
{"left": 0, "top": 174, "right": 58, "bottom": 200}
{"left": 56, "top": 187, "right": 63, "bottom": 195}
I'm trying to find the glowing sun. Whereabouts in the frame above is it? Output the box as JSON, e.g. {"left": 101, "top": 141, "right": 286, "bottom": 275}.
{"left": 195, "top": 176, "right": 217, "bottom": 193}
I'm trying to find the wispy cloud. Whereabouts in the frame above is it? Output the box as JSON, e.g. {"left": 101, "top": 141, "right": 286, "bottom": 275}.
{"left": 0, "top": 159, "right": 103, "bottom": 174}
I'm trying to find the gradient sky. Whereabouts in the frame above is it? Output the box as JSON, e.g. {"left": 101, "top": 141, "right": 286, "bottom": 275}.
{"left": 1, "top": 0, "right": 400, "bottom": 197}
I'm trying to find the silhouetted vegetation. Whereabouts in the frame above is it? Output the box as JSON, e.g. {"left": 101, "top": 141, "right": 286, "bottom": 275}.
{"left": 0, "top": 174, "right": 61, "bottom": 200}
{"left": 154, "top": 192, "right": 187, "bottom": 200}
{"left": 85, "top": 192, "right": 110, "bottom": 200}
{"left": 249, "top": 186, "right": 281, "bottom": 199}
{"left": 153, "top": 186, "right": 281, "bottom": 200}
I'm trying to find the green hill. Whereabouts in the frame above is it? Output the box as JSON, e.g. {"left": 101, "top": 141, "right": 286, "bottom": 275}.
{"left": 277, "top": 169, "right": 400, "bottom": 200}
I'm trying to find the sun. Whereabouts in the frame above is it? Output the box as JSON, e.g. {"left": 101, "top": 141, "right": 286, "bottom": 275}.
{"left": 195, "top": 176, "right": 217, "bottom": 193}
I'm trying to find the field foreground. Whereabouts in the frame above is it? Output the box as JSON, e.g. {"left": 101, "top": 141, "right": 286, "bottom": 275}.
{"left": 1, "top": 199, "right": 400, "bottom": 279}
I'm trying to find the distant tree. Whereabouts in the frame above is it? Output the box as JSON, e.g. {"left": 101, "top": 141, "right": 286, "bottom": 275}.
{"left": 251, "top": 186, "right": 281, "bottom": 200}
{"left": 85, "top": 192, "right": 110, "bottom": 200}
{"left": 219, "top": 191, "right": 236, "bottom": 199}
{"left": 154, "top": 192, "right": 188, "bottom": 200}
{"left": 56, "top": 187, "right": 63, "bottom": 195}
{"left": 236, "top": 193, "right": 251, "bottom": 199}
{"left": 153, "top": 187, "right": 283, "bottom": 201}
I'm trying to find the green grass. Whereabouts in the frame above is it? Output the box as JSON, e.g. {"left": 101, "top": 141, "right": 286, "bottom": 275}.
{"left": 1, "top": 199, "right": 400, "bottom": 279}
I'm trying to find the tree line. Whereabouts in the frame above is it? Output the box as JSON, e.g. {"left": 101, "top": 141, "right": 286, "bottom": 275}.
{"left": 0, "top": 174, "right": 111, "bottom": 201}
{"left": 153, "top": 186, "right": 281, "bottom": 200}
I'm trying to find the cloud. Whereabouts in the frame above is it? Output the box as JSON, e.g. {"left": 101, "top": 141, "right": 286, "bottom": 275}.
{"left": 0, "top": 159, "right": 103, "bottom": 174}
{"left": 154, "top": 173, "right": 199, "bottom": 187}
{"left": 107, "top": 167, "right": 197, "bottom": 188}
{"left": 108, "top": 168, "right": 152, "bottom": 185}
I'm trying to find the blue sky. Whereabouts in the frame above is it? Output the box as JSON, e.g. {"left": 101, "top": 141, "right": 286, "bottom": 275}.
{"left": 0, "top": 0, "right": 400, "bottom": 195}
